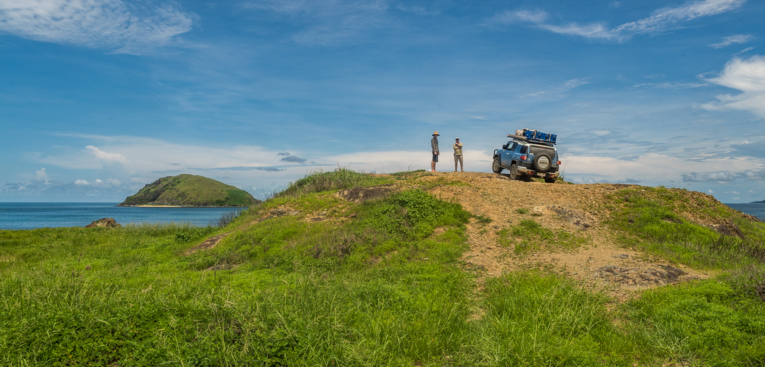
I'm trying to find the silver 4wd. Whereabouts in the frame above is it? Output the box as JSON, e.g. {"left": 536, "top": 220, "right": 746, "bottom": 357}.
{"left": 492, "top": 135, "right": 561, "bottom": 183}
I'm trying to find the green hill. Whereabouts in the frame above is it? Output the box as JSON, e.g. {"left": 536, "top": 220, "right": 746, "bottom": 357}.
{"left": 3, "top": 169, "right": 764, "bottom": 365}
{"left": 119, "top": 174, "right": 259, "bottom": 207}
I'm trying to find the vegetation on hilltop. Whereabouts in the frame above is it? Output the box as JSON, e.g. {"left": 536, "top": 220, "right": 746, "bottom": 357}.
{"left": 119, "top": 174, "right": 259, "bottom": 207}
{"left": 1, "top": 169, "right": 765, "bottom": 365}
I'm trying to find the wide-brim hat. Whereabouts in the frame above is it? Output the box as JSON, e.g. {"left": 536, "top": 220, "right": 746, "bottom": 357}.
{"left": 433, "top": 131, "right": 440, "bottom": 136}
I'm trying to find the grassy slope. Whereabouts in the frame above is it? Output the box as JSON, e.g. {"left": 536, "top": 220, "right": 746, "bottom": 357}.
{"left": 120, "top": 174, "right": 258, "bottom": 207}
{"left": 1, "top": 170, "right": 764, "bottom": 366}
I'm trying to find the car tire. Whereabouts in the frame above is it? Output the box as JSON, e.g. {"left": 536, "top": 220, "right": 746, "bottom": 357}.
{"left": 545, "top": 177, "right": 556, "bottom": 184}
{"left": 492, "top": 157, "right": 503, "bottom": 173}
{"left": 533, "top": 154, "right": 553, "bottom": 172}
{"left": 509, "top": 164, "right": 518, "bottom": 180}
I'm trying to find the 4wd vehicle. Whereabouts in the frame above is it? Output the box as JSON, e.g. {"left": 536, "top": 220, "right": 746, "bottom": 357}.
{"left": 492, "top": 130, "right": 561, "bottom": 183}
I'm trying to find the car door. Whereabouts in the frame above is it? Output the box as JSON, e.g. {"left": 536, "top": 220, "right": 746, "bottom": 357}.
{"left": 502, "top": 142, "right": 516, "bottom": 169}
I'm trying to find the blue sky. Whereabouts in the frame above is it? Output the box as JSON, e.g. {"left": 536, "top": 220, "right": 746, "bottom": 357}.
{"left": 1, "top": 0, "right": 764, "bottom": 203}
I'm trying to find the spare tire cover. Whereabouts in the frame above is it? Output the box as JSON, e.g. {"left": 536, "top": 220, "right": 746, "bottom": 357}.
{"left": 533, "top": 154, "right": 552, "bottom": 172}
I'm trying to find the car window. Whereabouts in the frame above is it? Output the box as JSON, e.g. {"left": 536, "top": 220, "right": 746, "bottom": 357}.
{"left": 508, "top": 142, "right": 517, "bottom": 151}
{"left": 520, "top": 145, "right": 528, "bottom": 154}
{"left": 530, "top": 145, "right": 555, "bottom": 157}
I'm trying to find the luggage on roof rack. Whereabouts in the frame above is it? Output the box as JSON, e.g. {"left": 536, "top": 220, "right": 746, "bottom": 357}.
{"left": 508, "top": 129, "right": 557, "bottom": 145}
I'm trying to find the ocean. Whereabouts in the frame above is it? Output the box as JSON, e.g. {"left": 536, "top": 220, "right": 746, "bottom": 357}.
{"left": 725, "top": 203, "right": 765, "bottom": 221}
{"left": 0, "top": 203, "right": 245, "bottom": 230}
{"left": 1, "top": 202, "right": 763, "bottom": 231}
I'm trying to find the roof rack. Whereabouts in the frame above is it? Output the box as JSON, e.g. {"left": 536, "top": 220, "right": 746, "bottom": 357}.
{"left": 507, "top": 134, "right": 556, "bottom": 147}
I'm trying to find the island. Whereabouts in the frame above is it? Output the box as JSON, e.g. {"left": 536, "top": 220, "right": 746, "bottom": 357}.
{"left": 119, "top": 174, "right": 260, "bottom": 207}
{"left": 754, "top": 200, "right": 765, "bottom": 203}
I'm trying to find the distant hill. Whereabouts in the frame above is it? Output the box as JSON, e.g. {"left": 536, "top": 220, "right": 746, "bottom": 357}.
{"left": 119, "top": 174, "right": 259, "bottom": 207}
{"left": 754, "top": 200, "right": 765, "bottom": 203}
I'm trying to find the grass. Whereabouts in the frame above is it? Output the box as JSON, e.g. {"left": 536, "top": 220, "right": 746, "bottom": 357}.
{"left": 607, "top": 187, "right": 765, "bottom": 269}
{"left": 474, "top": 271, "right": 637, "bottom": 365}
{"left": 121, "top": 174, "right": 258, "bottom": 207}
{"left": 496, "top": 219, "right": 588, "bottom": 255}
{"left": 277, "top": 168, "right": 392, "bottom": 197}
{"left": 623, "top": 278, "right": 765, "bottom": 366}
{"left": 2, "top": 170, "right": 765, "bottom": 366}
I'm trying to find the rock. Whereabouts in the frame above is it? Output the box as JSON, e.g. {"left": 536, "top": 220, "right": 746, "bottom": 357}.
{"left": 204, "top": 264, "right": 234, "bottom": 272}
{"left": 548, "top": 206, "right": 595, "bottom": 229}
{"left": 597, "top": 264, "right": 687, "bottom": 286}
{"left": 85, "top": 218, "right": 121, "bottom": 228}
{"left": 335, "top": 184, "right": 397, "bottom": 203}
{"left": 715, "top": 219, "right": 745, "bottom": 239}
{"left": 612, "top": 254, "right": 629, "bottom": 259}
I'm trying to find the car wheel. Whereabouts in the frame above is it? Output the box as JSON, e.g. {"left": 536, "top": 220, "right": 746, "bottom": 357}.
{"left": 545, "top": 177, "right": 556, "bottom": 184}
{"left": 533, "top": 154, "right": 552, "bottom": 172}
{"left": 492, "top": 157, "right": 503, "bottom": 173}
{"left": 509, "top": 164, "right": 518, "bottom": 180}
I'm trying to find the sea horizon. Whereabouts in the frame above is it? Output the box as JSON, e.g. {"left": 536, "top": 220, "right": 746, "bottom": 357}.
{"left": 0, "top": 202, "right": 247, "bottom": 230}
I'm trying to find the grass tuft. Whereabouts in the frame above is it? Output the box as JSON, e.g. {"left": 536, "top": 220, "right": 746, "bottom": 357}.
{"left": 277, "top": 168, "right": 392, "bottom": 197}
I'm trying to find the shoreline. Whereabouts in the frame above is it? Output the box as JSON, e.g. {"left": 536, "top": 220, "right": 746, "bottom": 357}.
{"left": 119, "top": 205, "right": 249, "bottom": 208}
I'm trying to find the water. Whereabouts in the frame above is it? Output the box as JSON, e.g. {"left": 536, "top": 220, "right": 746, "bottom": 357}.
{"left": 0, "top": 203, "right": 244, "bottom": 230}
{"left": 726, "top": 203, "right": 765, "bottom": 221}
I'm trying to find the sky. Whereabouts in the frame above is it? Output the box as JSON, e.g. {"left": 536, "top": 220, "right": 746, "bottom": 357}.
{"left": 1, "top": 0, "right": 764, "bottom": 203}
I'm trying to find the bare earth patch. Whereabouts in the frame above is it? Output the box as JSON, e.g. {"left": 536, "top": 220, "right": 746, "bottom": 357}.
{"left": 185, "top": 233, "right": 230, "bottom": 255}
{"left": 410, "top": 172, "right": 710, "bottom": 301}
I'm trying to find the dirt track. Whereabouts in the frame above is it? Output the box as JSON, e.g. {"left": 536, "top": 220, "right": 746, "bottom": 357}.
{"left": 408, "top": 172, "right": 710, "bottom": 301}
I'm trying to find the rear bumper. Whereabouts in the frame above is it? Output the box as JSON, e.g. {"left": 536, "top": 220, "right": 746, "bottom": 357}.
{"left": 518, "top": 166, "right": 558, "bottom": 178}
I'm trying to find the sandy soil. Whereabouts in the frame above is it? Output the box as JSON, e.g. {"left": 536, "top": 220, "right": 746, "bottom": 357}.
{"left": 404, "top": 172, "right": 712, "bottom": 301}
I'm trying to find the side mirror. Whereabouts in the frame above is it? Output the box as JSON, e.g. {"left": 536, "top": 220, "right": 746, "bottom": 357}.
{"left": 502, "top": 144, "right": 508, "bottom": 149}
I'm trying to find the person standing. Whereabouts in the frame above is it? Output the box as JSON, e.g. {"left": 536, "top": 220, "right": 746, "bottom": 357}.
{"left": 453, "top": 137, "right": 463, "bottom": 172}
{"left": 431, "top": 131, "right": 440, "bottom": 172}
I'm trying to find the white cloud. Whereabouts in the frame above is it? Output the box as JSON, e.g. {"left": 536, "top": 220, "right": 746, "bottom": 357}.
{"left": 35, "top": 167, "right": 48, "bottom": 181}
{"left": 734, "top": 47, "right": 755, "bottom": 56}
{"left": 708, "top": 189, "right": 714, "bottom": 194}
{"left": 565, "top": 153, "right": 764, "bottom": 184}
{"left": 522, "top": 78, "right": 589, "bottom": 98}
{"left": 710, "top": 34, "right": 753, "bottom": 48}
{"left": 489, "top": 9, "right": 548, "bottom": 24}
{"left": 633, "top": 82, "right": 709, "bottom": 89}
{"left": 703, "top": 55, "right": 765, "bottom": 118}
{"left": 95, "top": 179, "right": 103, "bottom": 184}
{"left": 0, "top": 0, "right": 194, "bottom": 54}
{"left": 86, "top": 145, "right": 128, "bottom": 164}
{"left": 243, "top": 0, "right": 389, "bottom": 46}
{"left": 327, "top": 149, "right": 493, "bottom": 173}
{"left": 492, "top": 0, "right": 746, "bottom": 41}
{"left": 108, "top": 178, "right": 121, "bottom": 185}
{"left": 74, "top": 179, "right": 89, "bottom": 185}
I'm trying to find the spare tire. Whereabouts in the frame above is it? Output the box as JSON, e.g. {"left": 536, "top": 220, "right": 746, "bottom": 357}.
{"left": 533, "top": 154, "right": 552, "bottom": 172}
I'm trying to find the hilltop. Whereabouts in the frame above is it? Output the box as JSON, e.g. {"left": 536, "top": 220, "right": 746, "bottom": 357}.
{"left": 2, "top": 169, "right": 764, "bottom": 366}
{"left": 755, "top": 199, "right": 765, "bottom": 203}
{"left": 119, "top": 174, "right": 259, "bottom": 207}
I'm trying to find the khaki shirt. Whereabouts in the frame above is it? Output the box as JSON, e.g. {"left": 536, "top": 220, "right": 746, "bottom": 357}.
{"left": 453, "top": 143, "right": 463, "bottom": 156}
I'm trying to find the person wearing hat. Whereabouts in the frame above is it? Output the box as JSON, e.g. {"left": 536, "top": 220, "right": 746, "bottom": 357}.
{"left": 453, "top": 137, "right": 463, "bottom": 172}
{"left": 431, "top": 131, "right": 440, "bottom": 172}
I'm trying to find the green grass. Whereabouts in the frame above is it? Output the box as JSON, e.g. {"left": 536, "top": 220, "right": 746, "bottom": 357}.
{"left": 474, "top": 271, "right": 637, "bottom": 366}
{"left": 623, "top": 278, "right": 765, "bottom": 366}
{"left": 496, "top": 219, "right": 588, "bottom": 255}
{"left": 121, "top": 174, "right": 258, "bottom": 207}
{"left": 607, "top": 187, "right": 765, "bottom": 269}
{"left": 3, "top": 171, "right": 765, "bottom": 366}
{"left": 277, "top": 168, "right": 393, "bottom": 197}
